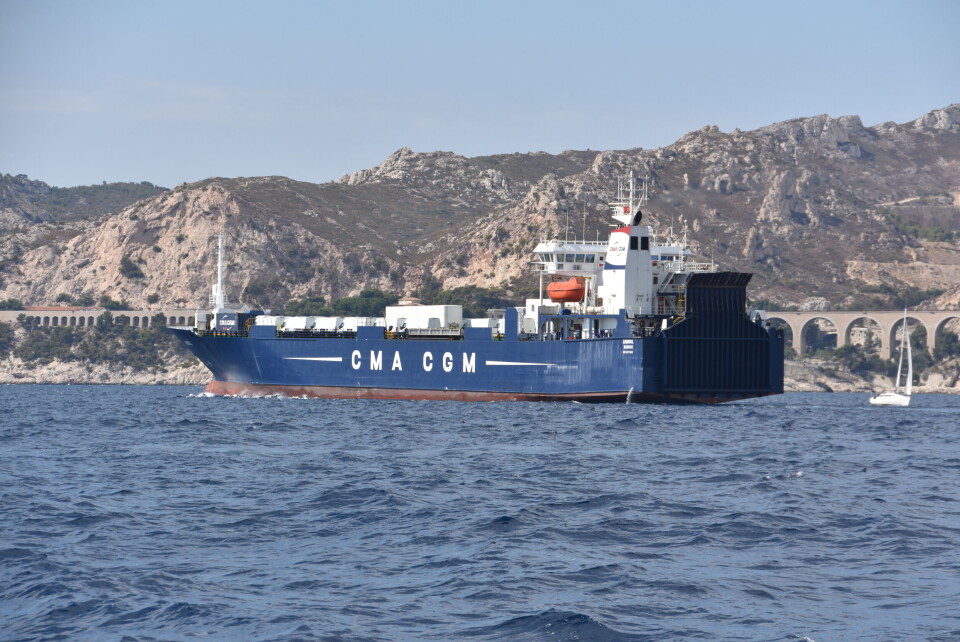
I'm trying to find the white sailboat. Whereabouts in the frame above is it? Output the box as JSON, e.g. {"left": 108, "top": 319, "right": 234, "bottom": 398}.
{"left": 869, "top": 309, "right": 912, "bottom": 407}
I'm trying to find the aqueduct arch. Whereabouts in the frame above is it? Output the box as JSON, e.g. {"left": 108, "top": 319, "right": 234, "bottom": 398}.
{"left": 768, "top": 310, "right": 958, "bottom": 358}
{"left": 842, "top": 315, "right": 883, "bottom": 352}
{"left": 797, "top": 316, "right": 838, "bottom": 355}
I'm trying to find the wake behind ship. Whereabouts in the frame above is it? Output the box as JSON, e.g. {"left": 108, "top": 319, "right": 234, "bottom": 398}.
{"left": 170, "top": 177, "right": 784, "bottom": 403}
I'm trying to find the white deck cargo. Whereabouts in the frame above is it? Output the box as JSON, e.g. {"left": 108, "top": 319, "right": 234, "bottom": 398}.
{"left": 281, "top": 316, "right": 314, "bottom": 330}
{"left": 464, "top": 318, "right": 497, "bottom": 328}
{"left": 312, "top": 316, "right": 343, "bottom": 331}
{"left": 385, "top": 305, "right": 462, "bottom": 331}
{"left": 342, "top": 316, "right": 384, "bottom": 331}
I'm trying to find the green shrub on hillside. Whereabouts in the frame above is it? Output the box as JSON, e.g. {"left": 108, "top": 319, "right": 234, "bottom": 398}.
{"left": 332, "top": 290, "right": 398, "bottom": 317}
{"left": 98, "top": 295, "right": 130, "bottom": 310}
{"left": 829, "top": 344, "right": 892, "bottom": 377}
{"left": 935, "top": 331, "right": 960, "bottom": 360}
{"left": 55, "top": 292, "right": 97, "bottom": 307}
{"left": 119, "top": 255, "right": 145, "bottom": 279}
{"left": 0, "top": 322, "right": 14, "bottom": 356}
{"left": 284, "top": 296, "right": 333, "bottom": 316}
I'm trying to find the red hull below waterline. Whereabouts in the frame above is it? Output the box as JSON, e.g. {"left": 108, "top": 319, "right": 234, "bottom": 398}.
{"left": 201, "top": 380, "right": 766, "bottom": 404}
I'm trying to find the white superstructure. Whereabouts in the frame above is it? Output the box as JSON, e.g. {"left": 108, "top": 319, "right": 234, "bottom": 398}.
{"left": 531, "top": 174, "right": 716, "bottom": 327}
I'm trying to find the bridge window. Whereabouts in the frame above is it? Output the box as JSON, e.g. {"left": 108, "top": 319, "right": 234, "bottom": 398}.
{"left": 586, "top": 254, "right": 595, "bottom": 263}
{"left": 188, "top": 316, "right": 195, "bottom": 325}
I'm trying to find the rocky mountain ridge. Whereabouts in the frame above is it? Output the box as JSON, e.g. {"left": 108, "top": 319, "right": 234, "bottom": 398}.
{"left": 1, "top": 105, "right": 958, "bottom": 312}
{"left": 0, "top": 174, "right": 165, "bottom": 232}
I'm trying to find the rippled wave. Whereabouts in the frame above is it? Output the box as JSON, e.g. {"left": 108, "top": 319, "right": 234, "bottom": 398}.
{"left": 2, "top": 386, "right": 959, "bottom": 640}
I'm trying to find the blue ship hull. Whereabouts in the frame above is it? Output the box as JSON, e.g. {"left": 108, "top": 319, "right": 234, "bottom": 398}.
{"left": 170, "top": 273, "right": 784, "bottom": 403}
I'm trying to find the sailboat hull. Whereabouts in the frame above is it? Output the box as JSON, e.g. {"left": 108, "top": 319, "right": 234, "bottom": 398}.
{"left": 870, "top": 309, "right": 913, "bottom": 407}
{"left": 869, "top": 391, "right": 911, "bottom": 407}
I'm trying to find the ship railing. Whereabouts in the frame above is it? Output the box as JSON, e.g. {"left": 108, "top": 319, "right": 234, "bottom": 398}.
{"left": 534, "top": 240, "right": 608, "bottom": 248}
{"left": 196, "top": 329, "right": 249, "bottom": 338}
{"left": 529, "top": 261, "right": 603, "bottom": 273}
{"left": 654, "top": 259, "right": 684, "bottom": 271}
{"left": 397, "top": 328, "right": 463, "bottom": 340}
{"left": 277, "top": 329, "right": 358, "bottom": 339}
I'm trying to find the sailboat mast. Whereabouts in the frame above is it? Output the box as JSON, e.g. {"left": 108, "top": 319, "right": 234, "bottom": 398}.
{"left": 905, "top": 310, "right": 913, "bottom": 396}
{"left": 895, "top": 315, "right": 905, "bottom": 393}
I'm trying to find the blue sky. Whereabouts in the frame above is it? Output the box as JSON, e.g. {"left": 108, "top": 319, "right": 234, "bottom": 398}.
{"left": 1, "top": 0, "right": 957, "bottom": 187}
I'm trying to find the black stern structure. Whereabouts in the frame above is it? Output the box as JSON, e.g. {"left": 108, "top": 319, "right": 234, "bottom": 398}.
{"left": 659, "top": 272, "right": 784, "bottom": 402}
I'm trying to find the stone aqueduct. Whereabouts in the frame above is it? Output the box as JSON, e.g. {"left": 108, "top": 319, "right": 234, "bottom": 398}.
{"left": 769, "top": 310, "right": 960, "bottom": 358}
{"left": 0, "top": 308, "right": 197, "bottom": 329}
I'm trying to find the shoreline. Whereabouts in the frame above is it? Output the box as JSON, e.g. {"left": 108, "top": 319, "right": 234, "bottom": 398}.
{"left": 1, "top": 358, "right": 957, "bottom": 394}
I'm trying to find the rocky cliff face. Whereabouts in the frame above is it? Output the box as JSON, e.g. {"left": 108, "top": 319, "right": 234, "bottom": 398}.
{"left": 0, "top": 355, "right": 209, "bottom": 386}
{"left": 1, "top": 105, "right": 958, "bottom": 311}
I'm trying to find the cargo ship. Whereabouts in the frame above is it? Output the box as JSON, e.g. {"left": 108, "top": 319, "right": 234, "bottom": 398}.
{"left": 169, "top": 177, "right": 783, "bottom": 403}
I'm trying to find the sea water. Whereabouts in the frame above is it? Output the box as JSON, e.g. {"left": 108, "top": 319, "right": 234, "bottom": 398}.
{"left": 1, "top": 386, "right": 958, "bottom": 641}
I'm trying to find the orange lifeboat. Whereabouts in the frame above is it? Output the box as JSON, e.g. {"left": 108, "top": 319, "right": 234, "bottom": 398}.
{"left": 546, "top": 277, "right": 586, "bottom": 303}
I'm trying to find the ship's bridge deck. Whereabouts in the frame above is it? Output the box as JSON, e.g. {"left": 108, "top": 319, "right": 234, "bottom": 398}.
{"left": 531, "top": 240, "right": 608, "bottom": 275}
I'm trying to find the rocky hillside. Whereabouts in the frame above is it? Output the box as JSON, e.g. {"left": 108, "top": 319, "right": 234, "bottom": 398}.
{"left": 0, "top": 105, "right": 958, "bottom": 311}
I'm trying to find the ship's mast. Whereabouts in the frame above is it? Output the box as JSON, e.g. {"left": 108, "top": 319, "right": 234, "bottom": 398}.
{"left": 216, "top": 233, "right": 225, "bottom": 309}
{"left": 209, "top": 233, "right": 227, "bottom": 310}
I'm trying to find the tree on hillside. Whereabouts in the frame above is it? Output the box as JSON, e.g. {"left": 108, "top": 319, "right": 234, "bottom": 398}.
{"left": 284, "top": 296, "right": 333, "bottom": 316}
{"left": 332, "top": 290, "right": 398, "bottom": 317}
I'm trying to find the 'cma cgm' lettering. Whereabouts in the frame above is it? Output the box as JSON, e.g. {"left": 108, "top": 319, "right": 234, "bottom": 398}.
{"left": 351, "top": 350, "right": 476, "bottom": 373}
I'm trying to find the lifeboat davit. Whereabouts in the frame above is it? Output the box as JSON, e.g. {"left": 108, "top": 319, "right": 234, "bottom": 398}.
{"left": 546, "top": 277, "right": 586, "bottom": 303}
